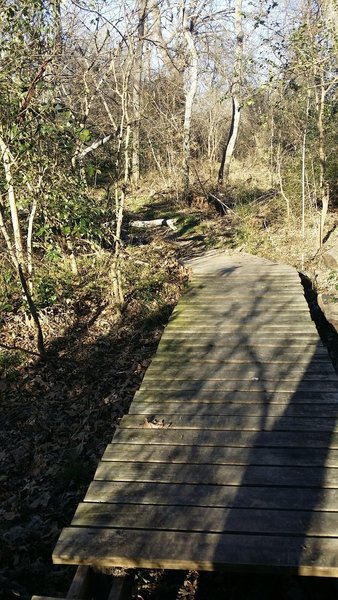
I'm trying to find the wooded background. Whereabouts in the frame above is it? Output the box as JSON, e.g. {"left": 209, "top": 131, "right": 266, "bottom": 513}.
{"left": 0, "top": 0, "right": 337, "bottom": 354}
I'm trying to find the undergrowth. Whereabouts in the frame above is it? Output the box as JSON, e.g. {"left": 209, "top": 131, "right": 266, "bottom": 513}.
{"left": 1, "top": 174, "right": 337, "bottom": 600}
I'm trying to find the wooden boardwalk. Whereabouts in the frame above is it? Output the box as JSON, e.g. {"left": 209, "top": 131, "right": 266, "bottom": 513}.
{"left": 53, "top": 252, "right": 338, "bottom": 577}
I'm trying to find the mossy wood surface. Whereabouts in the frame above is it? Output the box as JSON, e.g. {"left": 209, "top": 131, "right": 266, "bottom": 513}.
{"left": 53, "top": 253, "right": 338, "bottom": 576}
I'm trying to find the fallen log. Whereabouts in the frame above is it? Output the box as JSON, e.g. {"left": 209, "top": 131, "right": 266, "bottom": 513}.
{"left": 130, "top": 218, "right": 177, "bottom": 231}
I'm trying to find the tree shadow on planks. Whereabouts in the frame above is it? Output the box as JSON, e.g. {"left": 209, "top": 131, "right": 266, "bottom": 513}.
{"left": 173, "top": 262, "right": 338, "bottom": 597}
{"left": 52, "top": 258, "right": 338, "bottom": 598}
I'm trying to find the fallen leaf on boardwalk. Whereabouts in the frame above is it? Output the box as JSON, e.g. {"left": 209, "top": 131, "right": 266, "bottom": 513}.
{"left": 142, "top": 418, "right": 171, "bottom": 429}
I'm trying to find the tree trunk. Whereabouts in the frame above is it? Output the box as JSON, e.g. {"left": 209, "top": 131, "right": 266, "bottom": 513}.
{"left": 276, "top": 145, "right": 290, "bottom": 220}
{"left": 27, "top": 197, "right": 38, "bottom": 293}
{"left": 0, "top": 133, "right": 24, "bottom": 264}
{"left": 0, "top": 200, "right": 19, "bottom": 268}
{"left": 218, "top": 95, "right": 241, "bottom": 184}
{"left": 315, "top": 70, "right": 330, "bottom": 248}
{"left": 317, "top": 78, "right": 326, "bottom": 206}
{"left": 53, "top": 0, "right": 63, "bottom": 54}
{"left": 18, "top": 265, "right": 46, "bottom": 360}
{"left": 218, "top": 0, "right": 243, "bottom": 184}
{"left": 182, "top": 11, "right": 198, "bottom": 192}
{"left": 131, "top": 0, "right": 147, "bottom": 187}
{"left": 149, "top": 1, "right": 176, "bottom": 72}
{"left": 110, "top": 56, "right": 133, "bottom": 313}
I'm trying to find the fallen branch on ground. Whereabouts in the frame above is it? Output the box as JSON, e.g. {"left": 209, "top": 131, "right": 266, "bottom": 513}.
{"left": 130, "top": 218, "right": 177, "bottom": 231}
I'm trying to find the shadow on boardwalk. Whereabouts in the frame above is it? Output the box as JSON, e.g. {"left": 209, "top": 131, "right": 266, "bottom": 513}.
{"left": 53, "top": 255, "right": 338, "bottom": 598}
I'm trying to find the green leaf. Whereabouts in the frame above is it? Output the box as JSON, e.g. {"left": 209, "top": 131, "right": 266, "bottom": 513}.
{"left": 78, "top": 128, "right": 91, "bottom": 143}
{"left": 36, "top": 226, "right": 47, "bottom": 237}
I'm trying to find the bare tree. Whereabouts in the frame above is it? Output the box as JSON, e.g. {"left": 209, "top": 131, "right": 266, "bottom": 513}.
{"left": 180, "top": 0, "right": 198, "bottom": 191}
{"left": 131, "top": 0, "right": 148, "bottom": 187}
{"left": 218, "top": 0, "right": 243, "bottom": 184}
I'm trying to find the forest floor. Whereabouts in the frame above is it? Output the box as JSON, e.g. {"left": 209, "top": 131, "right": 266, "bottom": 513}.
{"left": 1, "top": 188, "right": 338, "bottom": 600}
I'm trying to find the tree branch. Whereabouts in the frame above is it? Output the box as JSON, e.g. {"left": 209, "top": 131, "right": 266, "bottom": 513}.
{"left": 0, "top": 342, "right": 40, "bottom": 357}
{"left": 72, "top": 133, "right": 115, "bottom": 167}
{"left": 17, "top": 58, "right": 53, "bottom": 123}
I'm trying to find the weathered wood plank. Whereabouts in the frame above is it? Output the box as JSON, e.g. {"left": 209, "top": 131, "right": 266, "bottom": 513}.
{"left": 157, "top": 339, "right": 324, "bottom": 348}
{"left": 161, "top": 333, "right": 322, "bottom": 343}
{"left": 133, "top": 389, "right": 338, "bottom": 404}
{"left": 173, "top": 310, "right": 311, "bottom": 317}
{"left": 152, "top": 354, "right": 330, "bottom": 365}
{"left": 32, "top": 597, "right": 68, "bottom": 600}
{"left": 189, "top": 273, "right": 300, "bottom": 279}
{"left": 179, "top": 295, "right": 308, "bottom": 302}
{"left": 190, "top": 279, "right": 301, "bottom": 284}
{"left": 169, "top": 316, "right": 315, "bottom": 326}
{"left": 177, "top": 297, "right": 308, "bottom": 303}
{"left": 112, "top": 427, "right": 338, "bottom": 449}
{"left": 139, "top": 380, "right": 338, "bottom": 392}
{"left": 172, "top": 305, "right": 310, "bottom": 313}
{"left": 174, "top": 301, "right": 310, "bottom": 308}
{"left": 72, "top": 502, "right": 338, "bottom": 538}
{"left": 188, "top": 282, "right": 302, "bottom": 287}
{"left": 153, "top": 338, "right": 329, "bottom": 354}
{"left": 143, "top": 363, "right": 336, "bottom": 380}
{"left": 119, "top": 413, "right": 338, "bottom": 432}
{"left": 188, "top": 284, "right": 302, "bottom": 290}
{"left": 161, "top": 327, "right": 320, "bottom": 337}
{"left": 182, "top": 288, "right": 305, "bottom": 294}
{"left": 184, "top": 289, "right": 305, "bottom": 298}
{"left": 161, "top": 328, "right": 319, "bottom": 337}
{"left": 177, "top": 286, "right": 306, "bottom": 296}
{"left": 94, "top": 461, "right": 338, "bottom": 488}
{"left": 177, "top": 306, "right": 309, "bottom": 314}
{"left": 129, "top": 401, "right": 338, "bottom": 418}
{"left": 172, "top": 313, "right": 312, "bottom": 321}
{"left": 84, "top": 480, "right": 338, "bottom": 511}
{"left": 52, "top": 527, "right": 338, "bottom": 576}
{"left": 102, "top": 443, "right": 338, "bottom": 467}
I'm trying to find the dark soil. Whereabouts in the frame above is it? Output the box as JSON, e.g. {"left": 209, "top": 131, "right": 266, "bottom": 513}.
{"left": 0, "top": 236, "right": 187, "bottom": 600}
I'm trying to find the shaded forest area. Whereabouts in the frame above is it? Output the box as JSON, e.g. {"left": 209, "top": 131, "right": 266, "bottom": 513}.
{"left": 0, "top": 0, "right": 337, "bottom": 598}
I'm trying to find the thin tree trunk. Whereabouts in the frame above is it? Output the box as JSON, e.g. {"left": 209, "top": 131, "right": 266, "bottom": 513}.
{"left": 146, "top": 132, "right": 167, "bottom": 185}
{"left": 149, "top": 1, "right": 176, "bottom": 72}
{"left": 132, "top": 0, "right": 147, "bottom": 187}
{"left": 53, "top": 0, "right": 63, "bottom": 54}
{"left": 66, "top": 238, "right": 78, "bottom": 276}
{"left": 0, "top": 134, "right": 46, "bottom": 357}
{"left": 0, "top": 133, "right": 24, "bottom": 264}
{"left": 182, "top": 10, "right": 198, "bottom": 192}
{"left": 270, "top": 111, "right": 274, "bottom": 185}
{"left": 315, "top": 69, "right": 332, "bottom": 247}
{"left": 218, "top": 0, "right": 243, "bottom": 184}
{"left": 18, "top": 265, "right": 46, "bottom": 360}
{"left": 0, "top": 199, "right": 19, "bottom": 268}
{"left": 301, "top": 92, "right": 310, "bottom": 268}
{"left": 317, "top": 79, "right": 326, "bottom": 202}
{"left": 319, "top": 187, "right": 329, "bottom": 248}
{"left": 276, "top": 146, "right": 290, "bottom": 220}
{"left": 111, "top": 186, "right": 125, "bottom": 311}
{"left": 301, "top": 130, "right": 306, "bottom": 241}
{"left": 218, "top": 95, "right": 241, "bottom": 183}
{"left": 27, "top": 197, "right": 38, "bottom": 293}
{"left": 110, "top": 58, "right": 132, "bottom": 313}
{"left": 1, "top": 197, "right": 45, "bottom": 358}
